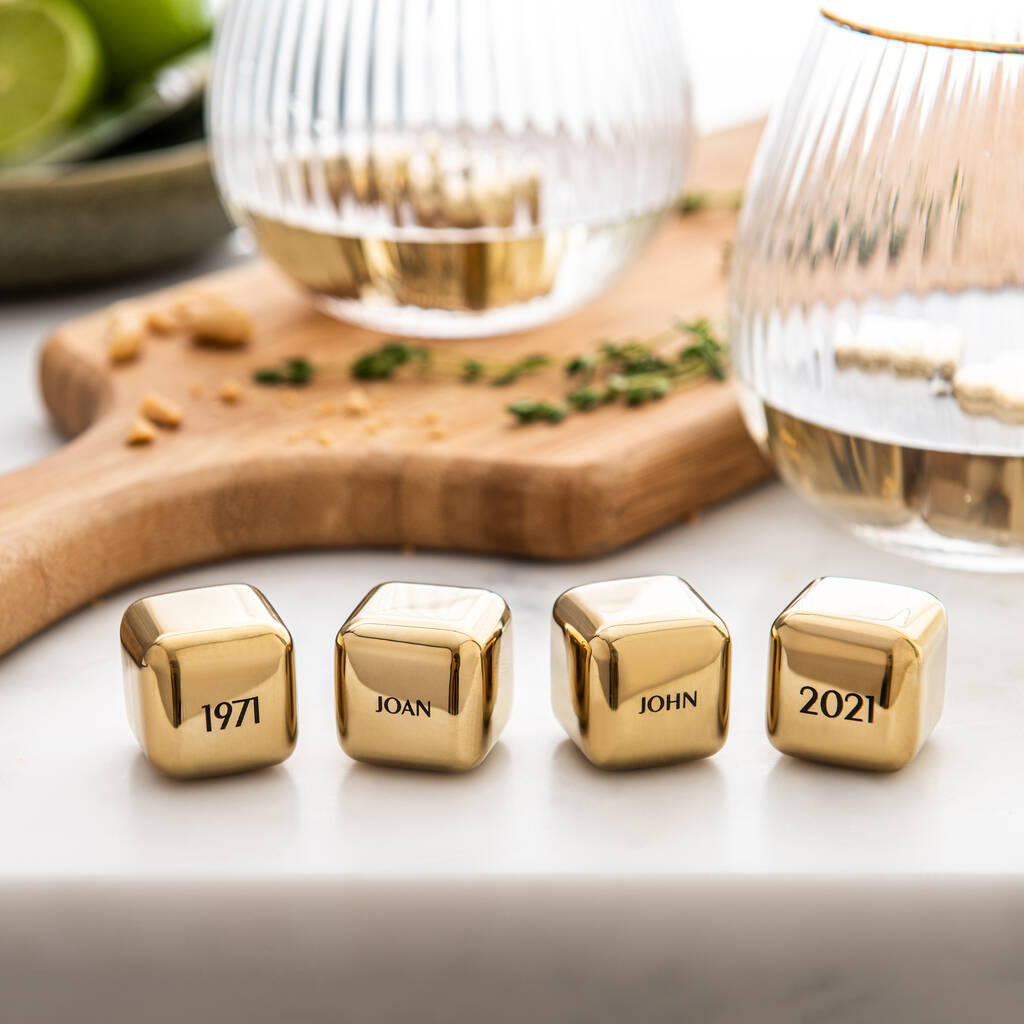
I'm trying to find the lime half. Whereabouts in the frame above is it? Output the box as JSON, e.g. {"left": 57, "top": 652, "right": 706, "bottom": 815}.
{"left": 76, "top": 0, "right": 211, "bottom": 87}
{"left": 0, "top": 0, "right": 105, "bottom": 160}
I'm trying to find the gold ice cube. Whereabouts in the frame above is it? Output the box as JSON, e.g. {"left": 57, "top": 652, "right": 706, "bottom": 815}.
{"left": 552, "top": 576, "right": 730, "bottom": 769}
{"left": 336, "top": 582, "right": 513, "bottom": 771}
{"left": 120, "top": 584, "right": 297, "bottom": 779}
{"left": 767, "top": 577, "right": 947, "bottom": 771}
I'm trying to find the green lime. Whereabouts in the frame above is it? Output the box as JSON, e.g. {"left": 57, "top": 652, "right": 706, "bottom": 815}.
{"left": 0, "top": 0, "right": 105, "bottom": 159}
{"left": 76, "top": 0, "right": 211, "bottom": 87}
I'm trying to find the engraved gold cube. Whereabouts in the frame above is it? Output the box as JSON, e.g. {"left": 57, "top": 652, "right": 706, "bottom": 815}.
{"left": 552, "top": 575, "right": 730, "bottom": 769}
{"left": 120, "top": 584, "right": 297, "bottom": 779}
{"left": 767, "top": 577, "right": 947, "bottom": 771}
{"left": 336, "top": 582, "right": 513, "bottom": 771}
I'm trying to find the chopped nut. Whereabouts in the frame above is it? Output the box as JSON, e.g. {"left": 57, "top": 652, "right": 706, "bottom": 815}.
{"left": 139, "top": 393, "right": 183, "bottom": 428}
{"left": 106, "top": 312, "right": 145, "bottom": 364}
{"left": 343, "top": 389, "right": 372, "bottom": 416}
{"left": 427, "top": 425, "right": 449, "bottom": 441}
{"left": 188, "top": 382, "right": 204, "bottom": 399}
{"left": 316, "top": 429, "right": 335, "bottom": 447}
{"left": 125, "top": 419, "right": 157, "bottom": 446}
{"left": 146, "top": 307, "right": 180, "bottom": 334}
{"left": 219, "top": 379, "right": 243, "bottom": 404}
{"left": 177, "top": 291, "right": 252, "bottom": 346}
{"left": 315, "top": 400, "right": 338, "bottom": 417}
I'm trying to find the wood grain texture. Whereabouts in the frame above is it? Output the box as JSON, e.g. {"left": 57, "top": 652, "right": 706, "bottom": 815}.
{"left": 0, "top": 121, "right": 769, "bottom": 655}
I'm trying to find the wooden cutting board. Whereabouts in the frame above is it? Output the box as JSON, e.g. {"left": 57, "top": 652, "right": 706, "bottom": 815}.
{"left": 0, "top": 122, "right": 769, "bottom": 656}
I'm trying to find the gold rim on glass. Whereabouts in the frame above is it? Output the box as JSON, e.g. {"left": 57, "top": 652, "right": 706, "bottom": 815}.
{"left": 820, "top": 6, "right": 1024, "bottom": 54}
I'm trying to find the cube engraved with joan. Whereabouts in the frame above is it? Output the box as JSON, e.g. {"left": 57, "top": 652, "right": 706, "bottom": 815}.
{"left": 120, "top": 584, "right": 297, "bottom": 779}
{"left": 767, "top": 577, "right": 947, "bottom": 771}
{"left": 336, "top": 582, "right": 513, "bottom": 771}
{"left": 552, "top": 575, "right": 730, "bottom": 769}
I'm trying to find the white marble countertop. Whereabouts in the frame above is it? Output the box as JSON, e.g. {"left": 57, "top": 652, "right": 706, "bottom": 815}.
{"left": 1, "top": 444, "right": 1021, "bottom": 880}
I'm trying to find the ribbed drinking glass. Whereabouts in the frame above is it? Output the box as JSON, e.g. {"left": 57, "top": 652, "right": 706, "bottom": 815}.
{"left": 731, "top": 3, "right": 1024, "bottom": 570}
{"left": 209, "top": 0, "right": 692, "bottom": 338}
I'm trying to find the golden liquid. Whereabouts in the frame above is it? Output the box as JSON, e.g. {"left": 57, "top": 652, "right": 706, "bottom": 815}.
{"left": 765, "top": 405, "right": 1024, "bottom": 546}
{"left": 246, "top": 213, "right": 564, "bottom": 312}
{"left": 239, "top": 149, "right": 661, "bottom": 322}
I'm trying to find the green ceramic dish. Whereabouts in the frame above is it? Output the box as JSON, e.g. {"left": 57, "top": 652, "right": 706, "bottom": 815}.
{"left": 0, "top": 137, "right": 231, "bottom": 293}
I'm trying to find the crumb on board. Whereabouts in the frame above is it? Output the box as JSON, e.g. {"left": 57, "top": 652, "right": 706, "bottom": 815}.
{"left": 423, "top": 411, "right": 442, "bottom": 425}
{"left": 286, "top": 431, "right": 303, "bottom": 444}
{"left": 364, "top": 420, "right": 381, "bottom": 436}
{"left": 378, "top": 412, "right": 394, "bottom": 427}
{"left": 427, "top": 425, "right": 449, "bottom": 441}
{"left": 281, "top": 393, "right": 299, "bottom": 409}
{"left": 316, "top": 429, "right": 335, "bottom": 447}
{"left": 343, "top": 389, "right": 372, "bottom": 416}
{"left": 125, "top": 419, "right": 157, "bottom": 446}
{"left": 106, "top": 312, "right": 145, "bottom": 364}
{"left": 188, "top": 382, "right": 204, "bottom": 398}
{"left": 176, "top": 290, "right": 252, "bottom": 346}
{"left": 315, "top": 400, "right": 338, "bottom": 417}
{"left": 139, "top": 393, "right": 183, "bottom": 428}
{"left": 219, "top": 379, "right": 243, "bottom": 404}
{"left": 146, "top": 306, "right": 180, "bottom": 334}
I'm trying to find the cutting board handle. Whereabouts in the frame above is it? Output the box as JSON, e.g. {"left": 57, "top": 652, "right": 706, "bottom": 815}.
{"left": 0, "top": 427, "right": 165, "bottom": 654}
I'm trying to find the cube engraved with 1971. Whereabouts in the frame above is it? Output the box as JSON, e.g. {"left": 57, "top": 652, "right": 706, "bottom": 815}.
{"left": 120, "top": 584, "right": 297, "bottom": 779}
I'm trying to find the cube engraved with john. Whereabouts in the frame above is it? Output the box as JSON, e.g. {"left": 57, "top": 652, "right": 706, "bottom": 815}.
{"left": 552, "top": 575, "right": 730, "bottom": 770}
{"left": 336, "top": 582, "right": 513, "bottom": 771}
{"left": 767, "top": 577, "right": 947, "bottom": 772}
{"left": 120, "top": 584, "right": 297, "bottom": 779}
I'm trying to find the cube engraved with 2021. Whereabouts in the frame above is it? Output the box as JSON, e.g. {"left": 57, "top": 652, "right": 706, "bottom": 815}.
{"left": 120, "top": 584, "right": 297, "bottom": 779}
{"left": 767, "top": 577, "right": 947, "bottom": 771}
{"left": 336, "top": 582, "right": 513, "bottom": 771}
{"left": 552, "top": 575, "right": 730, "bottom": 769}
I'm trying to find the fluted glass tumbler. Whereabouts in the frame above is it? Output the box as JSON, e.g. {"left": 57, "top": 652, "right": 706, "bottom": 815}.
{"left": 731, "top": 4, "right": 1024, "bottom": 570}
{"left": 209, "top": 0, "right": 692, "bottom": 338}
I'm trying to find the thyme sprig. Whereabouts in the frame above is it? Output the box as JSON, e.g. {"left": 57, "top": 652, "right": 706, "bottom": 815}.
{"left": 344, "top": 348, "right": 552, "bottom": 387}
{"left": 250, "top": 319, "right": 727, "bottom": 426}
{"left": 507, "top": 318, "right": 726, "bottom": 424}
{"left": 349, "top": 343, "right": 551, "bottom": 386}
{"left": 252, "top": 356, "right": 316, "bottom": 385}
{"left": 254, "top": 343, "right": 550, "bottom": 389}
{"left": 677, "top": 188, "right": 745, "bottom": 215}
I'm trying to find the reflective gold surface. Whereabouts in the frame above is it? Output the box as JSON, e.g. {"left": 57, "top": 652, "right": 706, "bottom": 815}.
{"left": 336, "top": 582, "right": 513, "bottom": 772}
{"left": 120, "top": 584, "right": 297, "bottom": 779}
{"left": 767, "top": 577, "right": 947, "bottom": 771}
{"left": 552, "top": 576, "right": 730, "bottom": 770}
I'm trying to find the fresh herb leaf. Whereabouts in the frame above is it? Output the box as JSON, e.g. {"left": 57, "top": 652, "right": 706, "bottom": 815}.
{"left": 251, "top": 320, "right": 729, "bottom": 427}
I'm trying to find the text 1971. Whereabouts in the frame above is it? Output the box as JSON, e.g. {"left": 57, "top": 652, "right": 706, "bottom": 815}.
{"left": 202, "top": 696, "right": 261, "bottom": 732}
